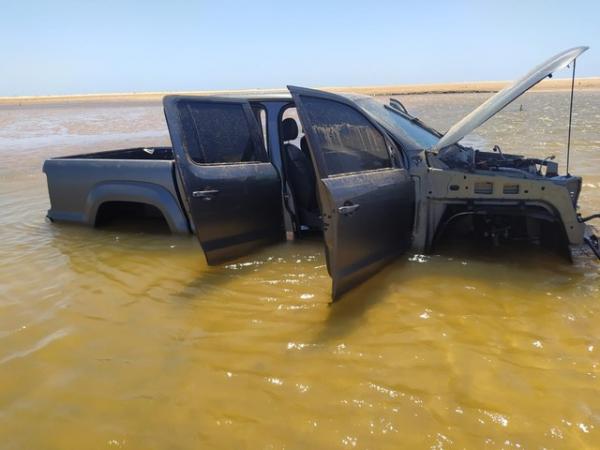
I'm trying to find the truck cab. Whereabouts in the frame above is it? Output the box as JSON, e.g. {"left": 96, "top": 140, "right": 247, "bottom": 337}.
{"left": 163, "top": 89, "right": 416, "bottom": 300}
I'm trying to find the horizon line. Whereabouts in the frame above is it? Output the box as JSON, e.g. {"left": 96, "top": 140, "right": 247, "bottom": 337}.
{"left": 2, "top": 77, "right": 599, "bottom": 105}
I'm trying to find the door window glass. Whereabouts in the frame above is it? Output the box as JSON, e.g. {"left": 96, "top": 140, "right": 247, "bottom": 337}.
{"left": 301, "top": 97, "right": 391, "bottom": 175}
{"left": 179, "top": 101, "right": 266, "bottom": 164}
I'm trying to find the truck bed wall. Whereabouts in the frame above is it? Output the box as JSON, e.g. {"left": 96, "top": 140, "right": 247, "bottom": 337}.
{"left": 56, "top": 146, "right": 173, "bottom": 160}
{"left": 43, "top": 154, "right": 190, "bottom": 234}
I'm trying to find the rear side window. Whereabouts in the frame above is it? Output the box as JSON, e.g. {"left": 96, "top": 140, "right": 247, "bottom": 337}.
{"left": 179, "top": 101, "right": 266, "bottom": 164}
{"left": 301, "top": 97, "right": 391, "bottom": 176}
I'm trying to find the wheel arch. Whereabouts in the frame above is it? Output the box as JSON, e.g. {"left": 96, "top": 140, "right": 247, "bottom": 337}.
{"left": 84, "top": 181, "right": 190, "bottom": 234}
{"left": 431, "top": 201, "right": 573, "bottom": 260}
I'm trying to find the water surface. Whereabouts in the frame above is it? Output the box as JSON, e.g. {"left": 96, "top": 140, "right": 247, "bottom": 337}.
{"left": 1, "top": 92, "right": 599, "bottom": 449}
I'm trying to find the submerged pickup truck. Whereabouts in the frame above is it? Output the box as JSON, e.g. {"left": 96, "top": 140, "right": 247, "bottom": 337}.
{"left": 44, "top": 46, "right": 599, "bottom": 300}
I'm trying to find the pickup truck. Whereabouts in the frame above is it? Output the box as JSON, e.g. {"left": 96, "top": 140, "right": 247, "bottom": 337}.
{"left": 44, "top": 47, "right": 599, "bottom": 300}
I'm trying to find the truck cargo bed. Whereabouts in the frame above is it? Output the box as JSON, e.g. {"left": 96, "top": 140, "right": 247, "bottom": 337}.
{"left": 43, "top": 147, "right": 190, "bottom": 234}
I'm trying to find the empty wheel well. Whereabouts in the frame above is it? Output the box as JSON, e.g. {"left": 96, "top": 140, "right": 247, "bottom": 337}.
{"left": 95, "top": 201, "right": 170, "bottom": 232}
{"left": 432, "top": 204, "right": 571, "bottom": 260}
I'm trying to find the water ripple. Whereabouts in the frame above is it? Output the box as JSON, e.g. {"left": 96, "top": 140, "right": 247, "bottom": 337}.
{"left": 0, "top": 328, "right": 70, "bottom": 365}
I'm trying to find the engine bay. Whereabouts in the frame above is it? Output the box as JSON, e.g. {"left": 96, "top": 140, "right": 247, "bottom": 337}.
{"left": 439, "top": 145, "right": 559, "bottom": 178}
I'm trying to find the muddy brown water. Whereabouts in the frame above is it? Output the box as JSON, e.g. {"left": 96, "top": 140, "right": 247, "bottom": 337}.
{"left": 0, "top": 92, "right": 599, "bottom": 449}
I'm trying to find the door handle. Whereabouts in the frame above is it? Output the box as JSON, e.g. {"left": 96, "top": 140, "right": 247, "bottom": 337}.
{"left": 192, "top": 189, "right": 219, "bottom": 199}
{"left": 337, "top": 203, "right": 360, "bottom": 215}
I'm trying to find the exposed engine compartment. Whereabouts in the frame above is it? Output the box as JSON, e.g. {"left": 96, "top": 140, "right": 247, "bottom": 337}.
{"left": 440, "top": 145, "right": 558, "bottom": 176}
{"left": 412, "top": 147, "right": 588, "bottom": 260}
{"left": 436, "top": 145, "right": 583, "bottom": 206}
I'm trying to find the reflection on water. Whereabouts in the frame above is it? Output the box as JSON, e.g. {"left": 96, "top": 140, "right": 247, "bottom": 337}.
{"left": 0, "top": 93, "right": 599, "bottom": 448}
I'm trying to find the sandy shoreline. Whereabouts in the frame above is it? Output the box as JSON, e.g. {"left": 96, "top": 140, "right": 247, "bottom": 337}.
{"left": 1, "top": 77, "right": 599, "bottom": 106}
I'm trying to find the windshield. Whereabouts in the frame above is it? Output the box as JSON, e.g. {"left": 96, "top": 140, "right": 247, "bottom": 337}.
{"left": 351, "top": 96, "right": 440, "bottom": 150}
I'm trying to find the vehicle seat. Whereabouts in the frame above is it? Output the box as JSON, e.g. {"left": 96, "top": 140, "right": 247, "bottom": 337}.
{"left": 299, "top": 136, "right": 319, "bottom": 212}
{"left": 281, "top": 118, "right": 320, "bottom": 229}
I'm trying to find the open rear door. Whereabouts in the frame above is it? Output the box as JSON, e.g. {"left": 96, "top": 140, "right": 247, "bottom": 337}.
{"left": 164, "top": 96, "right": 283, "bottom": 265}
{"left": 289, "top": 86, "right": 415, "bottom": 300}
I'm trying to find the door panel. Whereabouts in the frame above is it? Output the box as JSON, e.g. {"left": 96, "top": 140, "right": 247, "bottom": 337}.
{"left": 320, "top": 170, "right": 414, "bottom": 297}
{"left": 164, "top": 96, "right": 283, "bottom": 265}
{"left": 288, "top": 86, "right": 415, "bottom": 300}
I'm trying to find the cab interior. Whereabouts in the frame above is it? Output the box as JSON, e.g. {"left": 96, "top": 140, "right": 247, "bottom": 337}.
{"left": 274, "top": 104, "right": 322, "bottom": 236}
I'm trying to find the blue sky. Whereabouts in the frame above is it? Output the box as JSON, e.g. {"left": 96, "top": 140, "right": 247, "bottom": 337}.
{"left": 1, "top": 0, "right": 599, "bottom": 96}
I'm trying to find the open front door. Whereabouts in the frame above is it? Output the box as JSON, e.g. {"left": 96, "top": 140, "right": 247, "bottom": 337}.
{"left": 289, "top": 86, "right": 415, "bottom": 300}
{"left": 164, "top": 96, "right": 283, "bottom": 265}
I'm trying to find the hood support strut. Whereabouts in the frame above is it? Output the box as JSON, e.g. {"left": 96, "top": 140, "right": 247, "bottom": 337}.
{"left": 566, "top": 58, "right": 577, "bottom": 175}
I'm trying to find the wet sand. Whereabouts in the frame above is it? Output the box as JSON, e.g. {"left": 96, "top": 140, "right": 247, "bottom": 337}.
{"left": 1, "top": 77, "right": 599, "bottom": 106}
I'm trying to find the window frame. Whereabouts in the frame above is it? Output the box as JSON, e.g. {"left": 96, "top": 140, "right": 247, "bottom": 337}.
{"left": 250, "top": 102, "right": 269, "bottom": 154}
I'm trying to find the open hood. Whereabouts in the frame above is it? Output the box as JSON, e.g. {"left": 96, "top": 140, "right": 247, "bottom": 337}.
{"left": 432, "top": 46, "right": 589, "bottom": 153}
